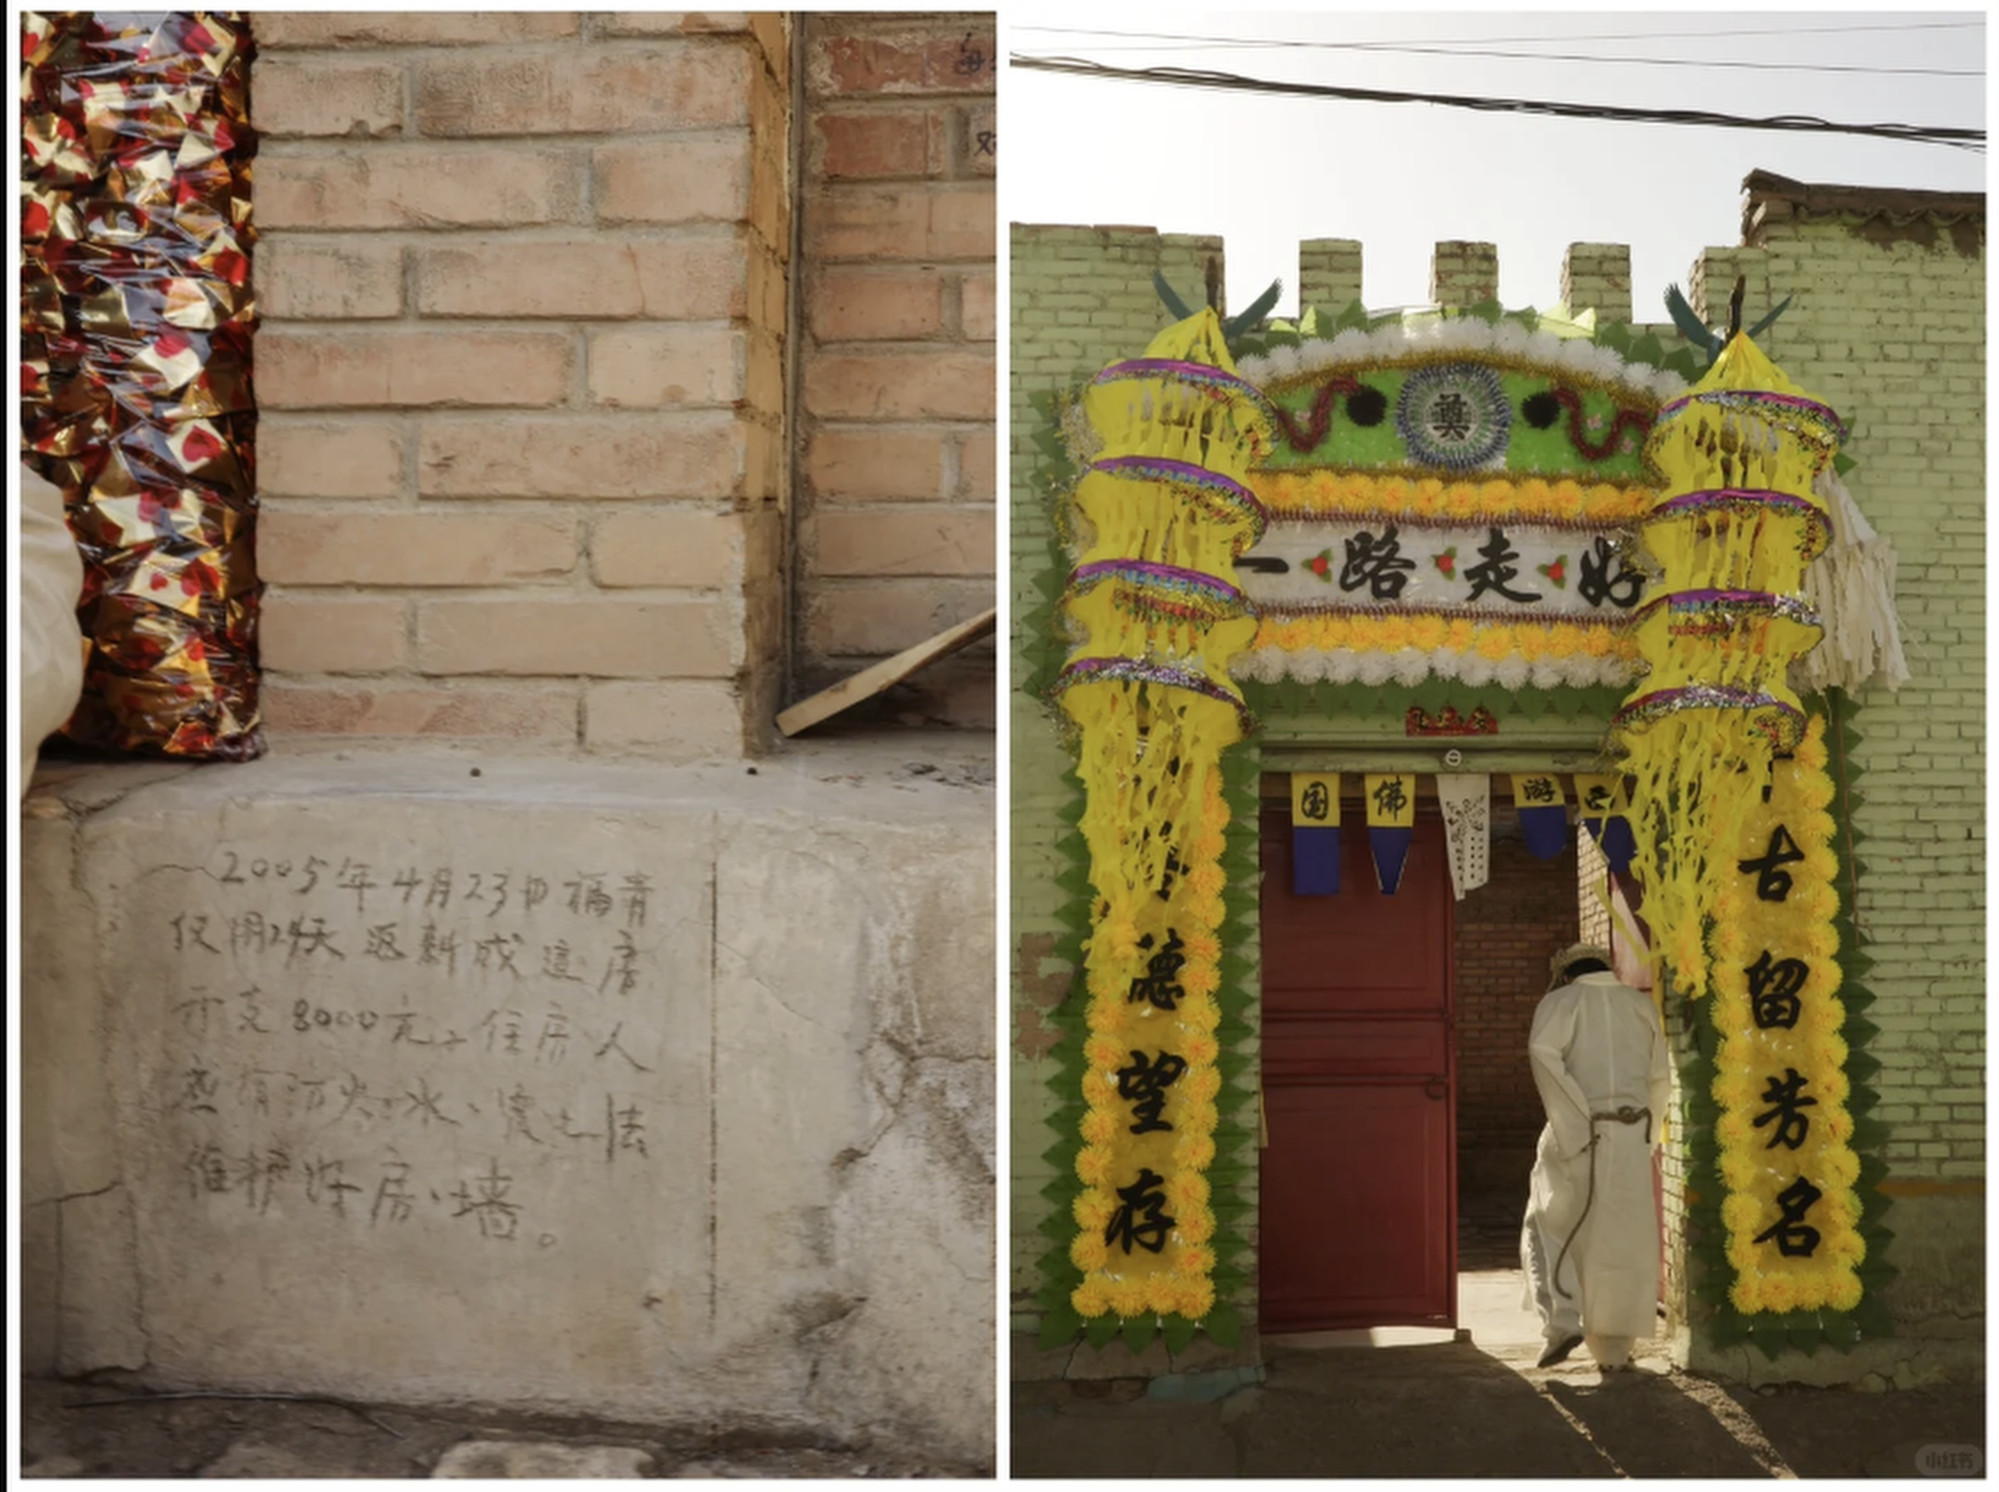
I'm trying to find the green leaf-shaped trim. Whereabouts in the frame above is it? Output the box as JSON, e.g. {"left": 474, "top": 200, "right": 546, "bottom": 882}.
{"left": 1678, "top": 689, "right": 1892, "bottom": 1360}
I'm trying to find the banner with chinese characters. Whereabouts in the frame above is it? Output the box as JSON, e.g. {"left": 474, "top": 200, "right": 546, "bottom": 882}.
{"left": 1289, "top": 773, "right": 1341, "bottom": 895}
{"left": 1510, "top": 773, "right": 1568, "bottom": 860}
{"left": 1244, "top": 520, "right": 1644, "bottom": 617}
{"left": 1708, "top": 717, "right": 1864, "bottom": 1314}
{"left": 1052, "top": 309, "right": 1266, "bottom": 1339}
{"left": 1363, "top": 772, "right": 1415, "bottom": 893}
{"left": 1226, "top": 314, "right": 1689, "bottom": 694}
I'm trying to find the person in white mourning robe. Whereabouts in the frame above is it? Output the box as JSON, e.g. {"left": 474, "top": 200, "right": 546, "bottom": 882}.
{"left": 1520, "top": 942, "right": 1671, "bottom": 1370}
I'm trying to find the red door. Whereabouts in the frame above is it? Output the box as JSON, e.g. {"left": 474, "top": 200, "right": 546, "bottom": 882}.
{"left": 1259, "top": 802, "right": 1456, "bottom": 1331}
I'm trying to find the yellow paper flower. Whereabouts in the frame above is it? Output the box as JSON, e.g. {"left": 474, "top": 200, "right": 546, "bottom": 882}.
{"left": 1109, "top": 1278, "right": 1151, "bottom": 1319}
{"left": 1070, "top": 1232, "right": 1111, "bottom": 1273}
{"left": 1074, "top": 1187, "right": 1116, "bottom": 1232}
{"left": 1073, "top": 1277, "right": 1113, "bottom": 1317}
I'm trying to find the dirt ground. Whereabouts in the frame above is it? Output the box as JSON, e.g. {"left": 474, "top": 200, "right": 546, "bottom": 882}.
{"left": 1012, "top": 1270, "right": 1986, "bottom": 1479}
{"left": 19, "top": 1377, "right": 985, "bottom": 1479}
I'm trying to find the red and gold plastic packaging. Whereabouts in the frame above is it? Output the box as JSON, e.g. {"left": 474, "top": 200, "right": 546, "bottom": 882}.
{"left": 21, "top": 10, "right": 262, "bottom": 759}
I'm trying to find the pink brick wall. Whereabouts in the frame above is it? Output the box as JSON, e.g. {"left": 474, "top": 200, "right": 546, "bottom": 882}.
{"left": 251, "top": 12, "right": 791, "bottom": 758}
{"left": 795, "top": 13, "right": 996, "bottom": 726}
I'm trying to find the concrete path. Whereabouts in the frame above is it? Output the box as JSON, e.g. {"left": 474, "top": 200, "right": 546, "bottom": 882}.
{"left": 1012, "top": 1272, "right": 1987, "bottom": 1478}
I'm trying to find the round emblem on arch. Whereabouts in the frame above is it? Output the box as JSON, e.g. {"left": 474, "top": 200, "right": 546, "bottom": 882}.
{"left": 1395, "top": 362, "right": 1512, "bottom": 470}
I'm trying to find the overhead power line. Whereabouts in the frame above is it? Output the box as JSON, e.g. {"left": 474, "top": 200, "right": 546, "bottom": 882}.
{"left": 1009, "top": 54, "right": 1987, "bottom": 151}
{"left": 1031, "top": 39, "right": 1981, "bottom": 78}
{"left": 1011, "top": 20, "right": 1988, "bottom": 49}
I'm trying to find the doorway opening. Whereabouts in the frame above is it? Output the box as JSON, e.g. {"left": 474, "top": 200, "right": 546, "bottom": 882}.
{"left": 1257, "top": 772, "right": 1668, "bottom": 1348}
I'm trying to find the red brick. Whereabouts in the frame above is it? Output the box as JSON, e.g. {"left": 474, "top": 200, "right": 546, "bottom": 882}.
{"left": 964, "top": 103, "right": 996, "bottom": 177}
{"left": 803, "top": 350, "right": 994, "bottom": 420}
{"left": 594, "top": 136, "right": 751, "bottom": 225}
{"left": 414, "top": 45, "right": 753, "bottom": 135}
{"left": 260, "top": 513, "right": 577, "bottom": 586}
{"left": 810, "top": 29, "right": 996, "bottom": 96}
{"left": 960, "top": 269, "right": 995, "bottom": 339}
{"left": 596, "top": 13, "right": 754, "bottom": 36}
{"left": 418, "top": 414, "right": 745, "bottom": 500}
{"left": 258, "top": 147, "right": 582, "bottom": 230}
{"left": 253, "top": 58, "right": 403, "bottom": 138}
{"left": 262, "top": 682, "right": 579, "bottom": 741}
{"left": 258, "top": 331, "right": 573, "bottom": 410}
{"left": 259, "top": 595, "right": 408, "bottom": 673}
{"left": 804, "top": 577, "right": 990, "bottom": 656}
{"left": 804, "top": 183, "right": 994, "bottom": 261}
{"left": 584, "top": 680, "right": 746, "bottom": 759}
{"left": 590, "top": 510, "right": 744, "bottom": 588}
{"left": 251, "top": 12, "right": 581, "bottom": 47}
{"left": 815, "top": 109, "right": 946, "bottom": 180}
{"left": 810, "top": 267, "right": 946, "bottom": 341}
{"left": 259, "top": 419, "right": 405, "bottom": 499}
{"left": 957, "top": 430, "right": 996, "bottom": 501}
{"left": 588, "top": 326, "right": 746, "bottom": 408}
{"left": 256, "top": 239, "right": 403, "bottom": 319}
{"left": 413, "top": 237, "right": 746, "bottom": 319}
{"left": 812, "top": 508, "right": 994, "bottom": 577}
{"left": 806, "top": 429, "right": 947, "bottom": 500}
{"left": 417, "top": 597, "right": 738, "bottom": 678}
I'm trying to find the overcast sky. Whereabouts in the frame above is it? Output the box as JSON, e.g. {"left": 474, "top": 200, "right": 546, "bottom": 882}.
{"left": 1004, "top": 10, "right": 1987, "bottom": 322}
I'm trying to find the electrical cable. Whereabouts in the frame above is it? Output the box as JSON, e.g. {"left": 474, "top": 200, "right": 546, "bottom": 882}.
{"left": 1011, "top": 20, "right": 1987, "bottom": 49}
{"left": 1026, "top": 39, "right": 1980, "bottom": 78}
{"left": 1009, "top": 55, "right": 1987, "bottom": 151}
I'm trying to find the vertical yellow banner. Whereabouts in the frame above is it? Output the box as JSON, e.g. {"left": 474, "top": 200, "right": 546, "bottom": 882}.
{"left": 1291, "top": 773, "right": 1340, "bottom": 826}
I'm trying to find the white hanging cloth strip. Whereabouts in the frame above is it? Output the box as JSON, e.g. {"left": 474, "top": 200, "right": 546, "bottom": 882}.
{"left": 1792, "top": 465, "right": 1911, "bottom": 696}
{"left": 1435, "top": 773, "right": 1491, "bottom": 902}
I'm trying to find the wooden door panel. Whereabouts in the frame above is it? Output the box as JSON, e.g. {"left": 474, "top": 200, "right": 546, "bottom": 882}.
{"left": 1260, "top": 809, "right": 1450, "bottom": 1016}
{"left": 1258, "top": 796, "right": 1456, "bottom": 1331}
{"left": 1262, "top": 1081, "right": 1455, "bottom": 1329}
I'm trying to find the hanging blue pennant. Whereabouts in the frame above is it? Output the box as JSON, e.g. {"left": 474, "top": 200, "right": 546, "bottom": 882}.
{"left": 1511, "top": 772, "right": 1569, "bottom": 860}
{"left": 1574, "top": 773, "right": 1637, "bottom": 874}
{"left": 1290, "top": 772, "right": 1341, "bottom": 895}
{"left": 1364, "top": 772, "right": 1415, "bottom": 894}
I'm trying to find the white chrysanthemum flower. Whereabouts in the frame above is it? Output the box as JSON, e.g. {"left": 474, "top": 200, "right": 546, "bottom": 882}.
{"left": 1392, "top": 648, "right": 1430, "bottom": 687}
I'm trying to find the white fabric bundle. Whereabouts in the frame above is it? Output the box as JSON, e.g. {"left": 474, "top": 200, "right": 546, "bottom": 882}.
{"left": 1792, "top": 466, "right": 1910, "bottom": 696}
{"left": 19, "top": 464, "right": 86, "bottom": 796}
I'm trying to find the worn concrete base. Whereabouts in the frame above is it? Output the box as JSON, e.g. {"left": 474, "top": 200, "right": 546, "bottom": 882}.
{"left": 20, "top": 740, "right": 994, "bottom": 1466}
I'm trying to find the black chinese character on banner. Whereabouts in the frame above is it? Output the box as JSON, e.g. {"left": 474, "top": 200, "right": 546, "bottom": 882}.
{"left": 1463, "top": 526, "right": 1541, "bottom": 604}
{"left": 1126, "top": 930, "right": 1186, "bottom": 1012}
{"left": 1340, "top": 524, "right": 1417, "bottom": 601}
{"left": 1738, "top": 825, "right": 1806, "bottom": 901}
{"left": 1371, "top": 777, "right": 1408, "bottom": 818}
{"left": 1746, "top": 950, "right": 1808, "bottom": 1030}
{"left": 1580, "top": 781, "right": 1615, "bottom": 814}
{"left": 1299, "top": 780, "right": 1332, "bottom": 823}
{"left": 1518, "top": 776, "right": 1558, "bottom": 805}
{"left": 1104, "top": 1167, "right": 1176, "bottom": 1255}
{"left": 1752, "top": 1067, "right": 1818, "bottom": 1150}
{"left": 1752, "top": 1175, "right": 1824, "bottom": 1257}
{"left": 1115, "top": 1050, "right": 1189, "bottom": 1135}
{"left": 1577, "top": 535, "right": 1644, "bottom": 610}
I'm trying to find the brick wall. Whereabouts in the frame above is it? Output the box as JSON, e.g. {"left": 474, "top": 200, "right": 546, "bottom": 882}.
{"left": 1707, "top": 203, "right": 1985, "bottom": 1187}
{"left": 795, "top": 14, "right": 996, "bottom": 726}
{"left": 1454, "top": 821, "right": 1582, "bottom": 1152}
{"left": 252, "top": 13, "right": 799, "bottom": 759}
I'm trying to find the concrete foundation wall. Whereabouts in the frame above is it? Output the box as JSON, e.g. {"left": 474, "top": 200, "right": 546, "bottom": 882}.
{"left": 21, "top": 746, "right": 994, "bottom": 1465}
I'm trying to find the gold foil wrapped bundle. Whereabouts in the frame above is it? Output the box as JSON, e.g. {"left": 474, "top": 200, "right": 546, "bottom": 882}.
{"left": 21, "top": 11, "right": 262, "bottom": 759}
